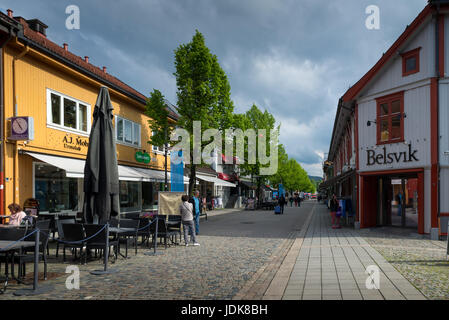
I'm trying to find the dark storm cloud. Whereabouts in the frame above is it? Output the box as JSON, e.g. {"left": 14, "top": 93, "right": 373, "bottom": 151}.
{"left": 0, "top": 0, "right": 427, "bottom": 175}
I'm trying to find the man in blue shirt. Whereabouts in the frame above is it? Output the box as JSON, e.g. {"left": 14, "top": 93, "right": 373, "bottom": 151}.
{"left": 189, "top": 190, "right": 202, "bottom": 235}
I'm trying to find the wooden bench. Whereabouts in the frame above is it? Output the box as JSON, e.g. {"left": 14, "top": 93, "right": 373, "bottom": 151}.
{"left": 438, "top": 216, "right": 449, "bottom": 240}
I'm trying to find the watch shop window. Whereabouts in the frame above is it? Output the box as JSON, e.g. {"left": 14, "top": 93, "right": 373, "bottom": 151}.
{"left": 401, "top": 47, "right": 421, "bottom": 77}
{"left": 115, "top": 115, "right": 141, "bottom": 147}
{"left": 376, "top": 92, "right": 404, "bottom": 145}
{"left": 46, "top": 89, "right": 91, "bottom": 135}
{"left": 34, "top": 163, "right": 78, "bottom": 213}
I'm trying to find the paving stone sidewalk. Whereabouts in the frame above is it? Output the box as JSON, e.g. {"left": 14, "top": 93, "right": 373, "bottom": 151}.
{"left": 266, "top": 203, "right": 427, "bottom": 300}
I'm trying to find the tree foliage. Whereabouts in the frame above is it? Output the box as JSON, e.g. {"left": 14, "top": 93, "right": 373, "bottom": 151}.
{"left": 145, "top": 89, "right": 174, "bottom": 149}
{"left": 174, "top": 30, "right": 234, "bottom": 194}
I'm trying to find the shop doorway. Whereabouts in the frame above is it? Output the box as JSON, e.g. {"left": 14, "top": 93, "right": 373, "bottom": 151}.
{"left": 377, "top": 175, "right": 418, "bottom": 229}
{"left": 361, "top": 169, "right": 423, "bottom": 233}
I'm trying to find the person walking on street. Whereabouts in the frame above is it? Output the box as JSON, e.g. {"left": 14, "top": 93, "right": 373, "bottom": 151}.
{"left": 179, "top": 195, "right": 200, "bottom": 246}
{"left": 289, "top": 195, "right": 294, "bottom": 207}
{"left": 330, "top": 194, "right": 339, "bottom": 229}
{"left": 279, "top": 195, "right": 286, "bottom": 214}
{"left": 189, "top": 190, "right": 202, "bottom": 235}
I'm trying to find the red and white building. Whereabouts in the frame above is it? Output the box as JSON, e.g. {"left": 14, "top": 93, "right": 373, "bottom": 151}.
{"left": 324, "top": 0, "right": 449, "bottom": 239}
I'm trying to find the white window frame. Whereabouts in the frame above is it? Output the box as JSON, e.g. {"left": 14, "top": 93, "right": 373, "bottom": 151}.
{"left": 115, "top": 115, "right": 141, "bottom": 148}
{"left": 46, "top": 88, "right": 91, "bottom": 136}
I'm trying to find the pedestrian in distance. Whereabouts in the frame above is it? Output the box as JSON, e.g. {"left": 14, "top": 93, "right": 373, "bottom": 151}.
{"left": 189, "top": 190, "right": 202, "bottom": 235}
{"left": 279, "top": 195, "right": 286, "bottom": 214}
{"left": 179, "top": 195, "right": 200, "bottom": 247}
{"left": 330, "top": 194, "right": 339, "bottom": 229}
{"left": 289, "top": 196, "right": 294, "bottom": 207}
{"left": 294, "top": 196, "right": 298, "bottom": 207}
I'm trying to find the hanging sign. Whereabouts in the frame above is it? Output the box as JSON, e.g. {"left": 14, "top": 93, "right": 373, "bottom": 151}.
{"left": 135, "top": 151, "right": 151, "bottom": 164}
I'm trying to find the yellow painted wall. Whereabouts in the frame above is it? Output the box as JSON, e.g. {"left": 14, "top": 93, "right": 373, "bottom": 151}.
{"left": 2, "top": 41, "right": 171, "bottom": 210}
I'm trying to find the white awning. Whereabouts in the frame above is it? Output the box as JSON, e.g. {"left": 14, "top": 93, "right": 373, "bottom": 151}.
{"left": 26, "top": 152, "right": 146, "bottom": 182}
{"left": 26, "top": 152, "right": 86, "bottom": 178}
{"left": 133, "top": 167, "right": 190, "bottom": 184}
{"left": 196, "top": 173, "right": 236, "bottom": 187}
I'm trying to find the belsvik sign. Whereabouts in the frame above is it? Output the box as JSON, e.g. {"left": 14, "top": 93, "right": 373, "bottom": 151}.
{"left": 366, "top": 144, "right": 418, "bottom": 166}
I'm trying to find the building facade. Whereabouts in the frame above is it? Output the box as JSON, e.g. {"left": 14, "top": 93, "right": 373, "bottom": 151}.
{"left": 0, "top": 10, "right": 177, "bottom": 217}
{"left": 325, "top": 1, "right": 449, "bottom": 238}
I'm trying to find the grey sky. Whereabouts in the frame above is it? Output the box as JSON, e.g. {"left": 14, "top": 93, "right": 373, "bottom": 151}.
{"left": 0, "top": 0, "right": 427, "bottom": 176}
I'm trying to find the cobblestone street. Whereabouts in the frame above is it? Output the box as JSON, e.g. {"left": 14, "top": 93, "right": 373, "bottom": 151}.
{"left": 0, "top": 204, "right": 311, "bottom": 300}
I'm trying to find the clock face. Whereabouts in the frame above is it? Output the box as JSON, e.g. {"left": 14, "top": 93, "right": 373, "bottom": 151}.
{"left": 12, "top": 118, "right": 28, "bottom": 134}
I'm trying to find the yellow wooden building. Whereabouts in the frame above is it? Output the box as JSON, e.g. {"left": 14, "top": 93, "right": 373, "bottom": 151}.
{"left": 0, "top": 9, "right": 178, "bottom": 218}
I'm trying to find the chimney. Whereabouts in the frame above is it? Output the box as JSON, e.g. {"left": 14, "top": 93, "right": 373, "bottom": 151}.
{"left": 7, "top": 9, "right": 13, "bottom": 18}
{"left": 103, "top": 66, "right": 107, "bottom": 73}
{"left": 26, "top": 19, "right": 48, "bottom": 37}
{"left": 63, "top": 43, "right": 68, "bottom": 51}
{"left": 84, "top": 56, "right": 89, "bottom": 63}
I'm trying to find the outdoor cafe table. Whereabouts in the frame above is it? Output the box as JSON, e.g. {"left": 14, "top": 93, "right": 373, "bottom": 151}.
{"left": 109, "top": 227, "right": 137, "bottom": 258}
{"left": 0, "top": 240, "right": 36, "bottom": 294}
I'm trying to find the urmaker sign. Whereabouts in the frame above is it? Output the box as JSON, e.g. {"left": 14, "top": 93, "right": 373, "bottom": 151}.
{"left": 366, "top": 144, "right": 418, "bottom": 166}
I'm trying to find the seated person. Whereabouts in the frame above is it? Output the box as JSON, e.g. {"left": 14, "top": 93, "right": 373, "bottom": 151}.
{"left": 7, "top": 203, "right": 27, "bottom": 226}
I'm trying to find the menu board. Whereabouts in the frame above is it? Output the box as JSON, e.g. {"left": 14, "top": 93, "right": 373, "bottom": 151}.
{"left": 158, "top": 192, "right": 186, "bottom": 215}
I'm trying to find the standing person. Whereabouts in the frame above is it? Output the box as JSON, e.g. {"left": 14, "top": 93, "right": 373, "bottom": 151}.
{"left": 396, "top": 192, "right": 403, "bottom": 216}
{"left": 179, "top": 195, "right": 200, "bottom": 246}
{"left": 189, "top": 190, "right": 202, "bottom": 235}
{"left": 289, "top": 195, "right": 294, "bottom": 207}
{"left": 7, "top": 203, "right": 27, "bottom": 226}
{"left": 294, "top": 195, "right": 298, "bottom": 207}
{"left": 279, "top": 195, "right": 286, "bottom": 214}
{"left": 329, "top": 194, "right": 339, "bottom": 229}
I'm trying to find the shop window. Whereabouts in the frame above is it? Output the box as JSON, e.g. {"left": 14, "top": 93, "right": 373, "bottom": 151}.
{"left": 401, "top": 47, "right": 421, "bottom": 77}
{"left": 142, "top": 182, "right": 159, "bottom": 209}
{"left": 47, "top": 89, "right": 91, "bottom": 135}
{"left": 34, "top": 163, "right": 78, "bottom": 213}
{"left": 376, "top": 91, "right": 404, "bottom": 145}
{"left": 115, "top": 115, "right": 141, "bottom": 147}
{"left": 119, "top": 181, "right": 140, "bottom": 212}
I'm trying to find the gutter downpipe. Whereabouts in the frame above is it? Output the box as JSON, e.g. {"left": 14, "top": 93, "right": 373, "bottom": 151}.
{"left": 0, "top": 29, "right": 13, "bottom": 216}
{"left": 12, "top": 39, "right": 29, "bottom": 205}
{"left": 435, "top": 3, "right": 441, "bottom": 239}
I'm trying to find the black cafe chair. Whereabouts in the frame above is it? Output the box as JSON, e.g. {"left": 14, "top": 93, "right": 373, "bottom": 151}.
{"left": 15, "top": 219, "right": 51, "bottom": 280}
{"left": 84, "top": 224, "right": 119, "bottom": 265}
{"left": 61, "top": 223, "right": 86, "bottom": 263}
{"left": 117, "top": 219, "right": 140, "bottom": 257}
{"left": 55, "top": 218, "right": 76, "bottom": 258}
{"left": 0, "top": 228, "right": 27, "bottom": 282}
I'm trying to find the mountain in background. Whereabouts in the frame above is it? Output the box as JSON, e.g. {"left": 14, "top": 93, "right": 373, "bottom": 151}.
{"left": 308, "top": 176, "right": 323, "bottom": 182}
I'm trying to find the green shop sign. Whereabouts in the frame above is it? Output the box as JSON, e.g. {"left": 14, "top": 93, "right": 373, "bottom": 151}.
{"left": 135, "top": 151, "right": 151, "bottom": 164}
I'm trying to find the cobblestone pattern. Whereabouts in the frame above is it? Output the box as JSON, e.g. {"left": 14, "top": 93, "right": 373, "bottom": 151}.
{"left": 0, "top": 207, "right": 307, "bottom": 300}
{"left": 356, "top": 226, "right": 449, "bottom": 300}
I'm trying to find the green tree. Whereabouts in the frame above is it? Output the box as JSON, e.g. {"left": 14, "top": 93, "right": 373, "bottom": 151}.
{"left": 235, "top": 104, "right": 278, "bottom": 204}
{"left": 145, "top": 89, "right": 175, "bottom": 190}
{"left": 174, "top": 30, "right": 234, "bottom": 195}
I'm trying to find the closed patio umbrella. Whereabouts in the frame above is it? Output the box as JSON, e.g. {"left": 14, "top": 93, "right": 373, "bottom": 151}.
{"left": 83, "top": 86, "right": 120, "bottom": 224}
